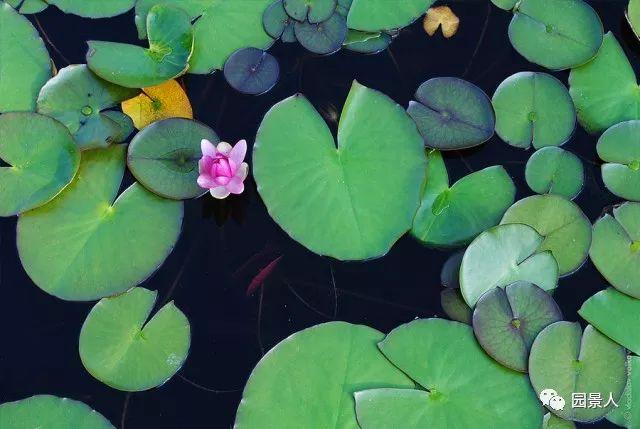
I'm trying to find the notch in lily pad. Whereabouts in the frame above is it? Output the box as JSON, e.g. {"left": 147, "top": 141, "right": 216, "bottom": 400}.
{"left": 295, "top": 12, "right": 347, "bottom": 55}
{"left": 525, "top": 147, "right": 584, "bottom": 200}
{"left": 224, "top": 48, "right": 280, "bottom": 96}
{"left": 597, "top": 120, "right": 640, "bottom": 201}
{"left": 263, "top": 0, "right": 296, "bottom": 42}
{"left": 284, "top": 0, "right": 337, "bottom": 23}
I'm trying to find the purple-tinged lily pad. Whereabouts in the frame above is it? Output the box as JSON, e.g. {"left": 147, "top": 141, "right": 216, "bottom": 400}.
{"left": 263, "top": 0, "right": 295, "bottom": 40}
{"left": 284, "top": 0, "right": 336, "bottom": 23}
{"left": 294, "top": 13, "right": 347, "bottom": 55}
{"left": 441, "top": 250, "right": 464, "bottom": 289}
{"left": 224, "top": 48, "right": 280, "bottom": 96}
{"left": 441, "top": 288, "right": 472, "bottom": 324}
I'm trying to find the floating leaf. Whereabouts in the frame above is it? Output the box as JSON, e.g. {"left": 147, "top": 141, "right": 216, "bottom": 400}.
{"left": 284, "top": 0, "right": 336, "bottom": 23}
{"left": 529, "top": 322, "right": 627, "bottom": 422}
{"left": 128, "top": 118, "right": 219, "bottom": 200}
{"left": 543, "top": 413, "right": 576, "bottom": 429}
{"left": 607, "top": 355, "right": 640, "bottom": 428}
{"left": 135, "top": 0, "right": 275, "bottom": 74}
{"left": 79, "top": 287, "right": 190, "bottom": 391}
{"left": 46, "top": 0, "right": 134, "bottom": 18}
{"left": 473, "top": 281, "right": 562, "bottom": 372}
{"left": 103, "top": 111, "right": 135, "bottom": 143}
{"left": 441, "top": 250, "right": 464, "bottom": 288}
{"left": 87, "top": 5, "right": 193, "bottom": 88}
{"left": 17, "top": 146, "right": 183, "bottom": 301}
{"left": 441, "top": 288, "right": 472, "bottom": 324}
{"left": 491, "top": 0, "right": 518, "bottom": 11}
{"left": 525, "top": 147, "right": 584, "bottom": 200}
{"left": 336, "top": 0, "right": 352, "bottom": 16}
{"left": 343, "top": 31, "right": 391, "bottom": 54}
{"left": 234, "top": 322, "right": 414, "bottom": 428}
{"left": 37, "top": 65, "right": 139, "bottom": 150}
{"left": 0, "top": 3, "right": 51, "bottom": 112}
{"left": 253, "top": 82, "right": 425, "bottom": 261}
{"left": 597, "top": 120, "right": 640, "bottom": 201}
{"left": 294, "top": 13, "right": 348, "bottom": 55}
{"left": 263, "top": 0, "right": 294, "bottom": 40}
{"left": 121, "top": 79, "right": 192, "bottom": 130}
{"left": 569, "top": 32, "right": 640, "bottom": 134}
{"left": 423, "top": 6, "right": 459, "bottom": 38}
{"left": 223, "top": 48, "right": 280, "bottom": 95}
{"left": 0, "top": 112, "right": 80, "bottom": 217}
{"left": 407, "top": 77, "right": 494, "bottom": 150}
{"left": 6, "top": 0, "right": 48, "bottom": 14}
{"left": 492, "top": 72, "right": 575, "bottom": 149}
{"left": 629, "top": 0, "right": 640, "bottom": 40}
{"left": 355, "top": 319, "right": 543, "bottom": 429}
{"left": 347, "top": 0, "right": 436, "bottom": 32}
{"left": 590, "top": 202, "right": 640, "bottom": 298}
{"left": 412, "top": 151, "right": 515, "bottom": 247}
{"left": 501, "top": 194, "right": 591, "bottom": 276}
{"left": 0, "top": 395, "right": 114, "bottom": 428}
{"left": 460, "top": 224, "right": 559, "bottom": 307}
{"left": 508, "top": 0, "right": 603, "bottom": 70}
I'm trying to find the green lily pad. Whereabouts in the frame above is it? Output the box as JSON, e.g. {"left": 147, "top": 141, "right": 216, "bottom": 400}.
{"left": 46, "top": 0, "right": 134, "bottom": 18}
{"left": 284, "top": 0, "right": 336, "bottom": 23}
{"left": 491, "top": 0, "right": 518, "bottom": 11}
{"left": 407, "top": 77, "right": 495, "bottom": 150}
{"left": 441, "top": 288, "right": 472, "bottom": 324}
{"left": 525, "top": 147, "right": 584, "bottom": 200}
{"left": 629, "top": 0, "right": 640, "bottom": 40}
{"left": 103, "top": 110, "right": 135, "bottom": 143}
{"left": 0, "top": 395, "right": 114, "bottom": 428}
{"left": 579, "top": 287, "right": 640, "bottom": 355}
{"left": 0, "top": 3, "right": 51, "bottom": 113}
{"left": 253, "top": 81, "right": 425, "bottom": 261}
{"left": 472, "top": 281, "right": 563, "bottom": 372}
{"left": 411, "top": 151, "right": 515, "bottom": 247}
{"left": 441, "top": 250, "right": 464, "bottom": 288}
{"left": 343, "top": 31, "right": 391, "bottom": 54}
{"left": 263, "top": 0, "right": 294, "bottom": 40}
{"left": 597, "top": 120, "right": 640, "bottom": 201}
{"left": 492, "top": 72, "right": 576, "bottom": 150}
{"left": 128, "top": 118, "right": 219, "bottom": 200}
{"left": 346, "top": 0, "right": 436, "bottom": 32}
{"left": 529, "top": 322, "right": 627, "bottom": 422}
{"left": 80, "top": 287, "right": 190, "bottom": 391}
{"left": 295, "top": 13, "right": 347, "bottom": 55}
{"left": 460, "top": 224, "right": 559, "bottom": 307}
{"left": 17, "top": 145, "right": 183, "bottom": 301}
{"left": 135, "top": 0, "right": 275, "bottom": 74}
{"left": 607, "top": 355, "right": 640, "bottom": 428}
{"left": 87, "top": 5, "right": 193, "bottom": 88}
{"left": 544, "top": 413, "right": 577, "bottom": 429}
{"left": 569, "top": 32, "right": 640, "bottom": 134}
{"left": 37, "top": 65, "right": 139, "bottom": 150}
{"left": 234, "top": 322, "right": 414, "bottom": 428}
{"left": 0, "top": 112, "right": 80, "bottom": 217}
{"left": 337, "top": 0, "right": 352, "bottom": 16}
{"left": 589, "top": 202, "right": 640, "bottom": 298}
{"left": 6, "top": 0, "right": 48, "bottom": 14}
{"left": 223, "top": 48, "right": 280, "bottom": 96}
{"left": 354, "top": 319, "right": 543, "bottom": 429}
{"left": 500, "top": 194, "right": 591, "bottom": 276}
{"left": 508, "top": 0, "right": 603, "bottom": 70}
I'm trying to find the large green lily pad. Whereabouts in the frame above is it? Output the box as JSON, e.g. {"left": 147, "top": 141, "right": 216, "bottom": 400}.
{"left": 525, "top": 147, "right": 584, "bottom": 200}
{"left": 0, "top": 112, "right": 80, "bottom": 217}
{"left": 529, "top": 322, "right": 627, "bottom": 422}
{"left": 492, "top": 72, "right": 575, "bottom": 149}
{"left": 597, "top": 120, "right": 640, "bottom": 201}
{"left": 135, "top": 0, "right": 275, "bottom": 74}
{"left": 579, "top": 287, "right": 640, "bottom": 355}
{"left": 501, "top": 194, "right": 591, "bottom": 276}
{"left": 460, "top": 224, "right": 559, "bottom": 307}
{"left": 80, "top": 287, "right": 190, "bottom": 391}
{"left": 87, "top": 5, "right": 193, "bottom": 88}
{"left": 508, "top": 0, "right": 603, "bottom": 70}
{"left": 0, "top": 395, "right": 114, "bottom": 428}
{"left": 0, "top": 3, "right": 51, "bottom": 113}
{"left": 6, "top": 0, "right": 48, "bottom": 14}
{"left": 37, "top": 65, "right": 139, "bottom": 150}
{"left": 234, "top": 322, "right": 414, "bottom": 428}
{"left": 17, "top": 145, "right": 183, "bottom": 301}
{"left": 590, "top": 202, "right": 640, "bottom": 298}
{"left": 569, "top": 32, "right": 640, "bottom": 134}
{"left": 128, "top": 118, "right": 220, "bottom": 200}
{"left": 607, "top": 355, "right": 640, "bottom": 428}
{"left": 354, "top": 319, "right": 543, "bottom": 429}
{"left": 411, "top": 150, "right": 515, "bottom": 247}
{"left": 346, "top": 0, "right": 435, "bottom": 32}
{"left": 253, "top": 82, "right": 426, "bottom": 261}
{"left": 46, "top": 0, "right": 134, "bottom": 18}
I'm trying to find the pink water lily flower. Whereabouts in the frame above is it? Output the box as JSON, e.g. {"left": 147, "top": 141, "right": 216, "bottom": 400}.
{"left": 198, "top": 139, "right": 249, "bottom": 199}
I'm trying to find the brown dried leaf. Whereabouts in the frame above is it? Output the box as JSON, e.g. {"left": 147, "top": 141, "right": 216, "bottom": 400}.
{"left": 423, "top": 6, "right": 460, "bottom": 39}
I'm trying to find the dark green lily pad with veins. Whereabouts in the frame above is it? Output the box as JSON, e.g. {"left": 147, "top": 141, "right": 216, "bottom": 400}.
{"left": 46, "top": 0, "right": 135, "bottom": 18}
{"left": 441, "top": 288, "right": 472, "bottom": 324}
{"left": 473, "top": 281, "right": 563, "bottom": 372}
{"left": 407, "top": 77, "right": 495, "bottom": 150}
{"left": 590, "top": 202, "right": 640, "bottom": 298}
{"left": 597, "top": 120, "right": 640, "bottom": 201}
{"left": 0, "top": 112, "right": 80, "bottom": 217}
{"left": 234, "top": 322, "right": 415, "bottom": 428}
{"left": 347, "top": 0, "right": 436, "bottom": 32}
{"left": 607, "top": 355, "right": 640, "bottom": 428}
{"left": 128, "top": 118, "right": 219, "bottom": 200}
{"left": 295, "top": 13, "right": 347, "bottom": 55}
{"left": 525, "top": 147, "right": 584, "bottom": 200}
{"left": 6, "top": 0, "right": 48, "bottom": 14}
{"left": 529, "top": 322, "right": 627, "bottom": 422}
{"left": 0, "top": 395, "right": 114, "bottom": 428}
{"left": 87, "top": 5, "right": 193, "bottom": 88}
{"left": 17, "top": 146, "right": 183, "bottom": 301}
{"left": 37, "top": 65, "right": 139, "bottom": 150}
{"left": 79, "top": 287, "right": 190, "bottom": 391}
{"left": 411, "top": 151, "right": 515, "bottom": 247}
{"left": 501, "top": 194, "right": 592, "bottom": 276}
{"left": 223, "top": 48, "right": 280, "bottom": 96}
{"left": 508, "top": 0, "right": 603, "bottom": 70}
{"left": 263, "top": 0, "right": 295, "bottom": 40}
{"left": 569, "top": 32, "right": 640, "bottom": 134}
{"left": 492, "top": 72, "right": 575, "bottom": 149}
{"left": 355, "top": 319, "right": 543, "bottom": 429}
{"left": 460, "top": 224, "right": 559, "bottom": 307}
{"left": 284, "top": 0, "right": 336, "bottom": 23}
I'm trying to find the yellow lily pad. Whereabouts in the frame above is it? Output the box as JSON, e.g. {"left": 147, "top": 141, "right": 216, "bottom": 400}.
{"left": 121, "top": 79, "right": 193, "bottom": 130}
{"left": 423, "top": 6, "right": 459, "bottom": 38}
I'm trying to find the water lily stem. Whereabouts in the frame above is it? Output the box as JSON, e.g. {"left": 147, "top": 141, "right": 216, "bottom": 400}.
{"left": 177, "top": 374, "right": 241, "bottom": 394}
{"left": 462, "top": 1, "right": 492, "bottom": 78}
{"left": 32, "top": 15, "right": 71, "bottom": 66}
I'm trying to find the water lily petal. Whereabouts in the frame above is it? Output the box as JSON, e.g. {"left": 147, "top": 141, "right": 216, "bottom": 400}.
{"left": 201, "top": 139, "right": 217, "bottom": 157}
{"left": 216, "top": 141, "right": 233, "bottom": 155}
{"left": 236, "top": 163, "right": 249, "bottom": 181}
{"left": 214, "top": 159, "right": 232, "bottom": 177}
{"left": 230, "top": 139, "right": 248, "bottom": 165}
{"left": 227, "top": 177, "right": 245, "bottom": 195}
{"left": 211, "top": 186, "right": 231, "bottom": 199}
{"left": 199, "top": 156, "right": 214, "bottom": 174}
{"left": 215, "top": 175, "right": 231, "bottom": 186}
{"left": 197, "top": 174, "right": 217, "bottom": 189}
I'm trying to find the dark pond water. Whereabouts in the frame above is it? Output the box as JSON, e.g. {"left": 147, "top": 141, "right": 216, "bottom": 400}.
{"left": 0, "top": 2, "right": 635, "bottom": 428}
